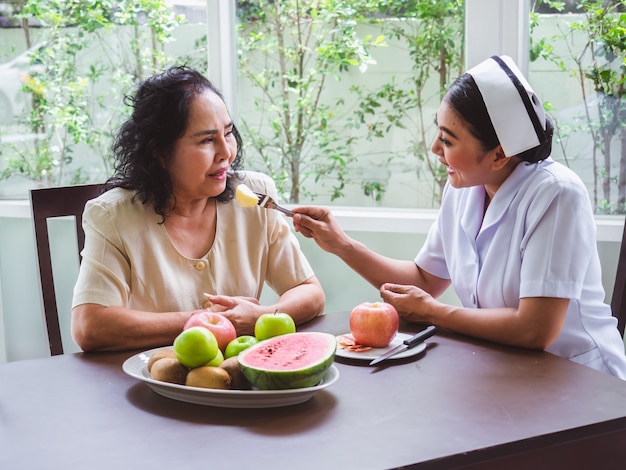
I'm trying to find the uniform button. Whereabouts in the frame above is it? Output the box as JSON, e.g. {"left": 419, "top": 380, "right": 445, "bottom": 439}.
{"left": 202, "top": 299, "right": 213, "bottom": 309}
{"left": 195, "top": 260, "right": 206, "bottom": 270}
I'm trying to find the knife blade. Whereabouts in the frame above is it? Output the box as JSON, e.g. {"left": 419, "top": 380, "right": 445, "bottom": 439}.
{"left": 369, "top": 325, "right": 437, "bottom": 366}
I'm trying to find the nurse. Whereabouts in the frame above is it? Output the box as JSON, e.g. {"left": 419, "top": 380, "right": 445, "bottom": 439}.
{"left": 292, "top": 55, "right": 626, "bottom": 379}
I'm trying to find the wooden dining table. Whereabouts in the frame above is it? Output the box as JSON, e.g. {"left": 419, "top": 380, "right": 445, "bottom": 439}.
{"left": 1, "top": 311, "right": 626, "bottom": 470}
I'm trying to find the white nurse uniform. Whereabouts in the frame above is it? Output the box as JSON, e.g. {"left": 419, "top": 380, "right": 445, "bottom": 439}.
{"left": 416, "top": 158, "right": 626, "bottom": 379}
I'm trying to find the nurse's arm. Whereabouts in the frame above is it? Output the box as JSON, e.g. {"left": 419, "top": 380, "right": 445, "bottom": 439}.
{"left": 432, "top": 296, "right": 569, "bottom": 350}
{"left": 293, "top": 207, "right": 446, "bottom": 292}
{"left": 381, "top": 287, "right": 569, "bottom": 350}
{"left": 315, "top": 234, "right": 448, "bottom": 293}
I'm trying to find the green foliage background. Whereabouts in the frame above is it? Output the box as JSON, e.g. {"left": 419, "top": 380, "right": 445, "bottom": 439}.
{"left": 0, "top": 0, "right": 624, "bottom": 213}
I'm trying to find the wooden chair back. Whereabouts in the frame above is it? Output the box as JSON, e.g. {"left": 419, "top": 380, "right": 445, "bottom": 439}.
{"left": 30, "top": 183, "right": 105, "bottom": 355}
{"left": 611, "top": 219, "right": 626, "bottom": 338}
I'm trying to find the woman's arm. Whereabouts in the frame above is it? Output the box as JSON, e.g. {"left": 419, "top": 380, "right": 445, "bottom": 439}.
{"left": 71, "top": 304, "right": 194, "bottom": 352}
{"left": 72, "top": 277, "right": 325, "bottom": 352}
{"left": 380, "top": 283, "right": 569, "bottom": 349}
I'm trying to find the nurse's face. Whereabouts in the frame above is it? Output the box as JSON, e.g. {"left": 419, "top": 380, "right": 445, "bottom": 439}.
{"left": 166, "top": 89, "right": 237, "bottom": 200}
{"left": 431, "top": 100, "right": 497, "bottom": 189}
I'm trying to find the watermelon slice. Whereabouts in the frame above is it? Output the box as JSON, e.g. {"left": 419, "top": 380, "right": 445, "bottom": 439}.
{"left": 238, "top": 332, "right": 336, "bottom": 390}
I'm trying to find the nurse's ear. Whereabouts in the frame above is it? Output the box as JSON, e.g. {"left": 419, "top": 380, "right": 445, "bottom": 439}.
{"left": 489, "top": 145, "right": 511, "bottom": 171}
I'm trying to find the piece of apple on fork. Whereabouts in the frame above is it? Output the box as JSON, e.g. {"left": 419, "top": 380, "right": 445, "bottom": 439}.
{"left": 235, "top": 184, "right": 294, "bottom": 216}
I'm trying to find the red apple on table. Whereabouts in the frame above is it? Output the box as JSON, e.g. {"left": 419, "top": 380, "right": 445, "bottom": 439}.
{"left": 350, "top": 302, "right": 399, "bottom": 348}
{"left": 184, "top": 311, "right": 237, "bottom": 352}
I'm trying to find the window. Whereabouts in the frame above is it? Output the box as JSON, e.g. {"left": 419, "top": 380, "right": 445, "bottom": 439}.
{"left": 233, "top": 0, "right": 626, "bottom": 215}
{"left": 1, "top": 0, "right": 624, "bottom": 216}
{"left": 0, "top": 0, "right": 208, "bottom": 198}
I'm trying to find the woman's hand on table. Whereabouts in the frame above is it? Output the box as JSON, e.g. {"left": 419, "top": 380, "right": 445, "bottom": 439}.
{"left": 204, "top": 294, "right": 261, "bottom": 335}
{"left": 204, "top": 277, "right": 325, "bottom": 336}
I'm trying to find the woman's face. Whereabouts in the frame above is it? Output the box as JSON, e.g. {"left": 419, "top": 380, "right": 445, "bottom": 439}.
{"left": 166, "top": 89, "right": 237, "bottom": 200}
{"left": 431, "top": 100, "right": 496, "bottom": 189}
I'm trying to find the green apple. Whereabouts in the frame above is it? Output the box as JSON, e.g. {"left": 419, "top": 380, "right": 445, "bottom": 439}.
{"left": 204, "top": 348, "right": 224, "bottom": 367}
{"left": 173, "top": 326, "right": 219, "bottom": 368}
{"left": 224, "top": 335, "right": 258, "bottom": 359}
{"left": 254, "top": 311, "right": 296, "bottom": 341}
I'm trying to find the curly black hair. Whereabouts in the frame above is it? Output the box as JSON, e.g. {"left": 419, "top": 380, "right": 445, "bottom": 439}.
{"left": 106, "top": 65, "right": 244, "bottom": 221}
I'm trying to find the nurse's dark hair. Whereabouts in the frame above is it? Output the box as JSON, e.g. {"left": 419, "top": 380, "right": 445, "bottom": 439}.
{"left": 444, "top": 73, "right": 553, "bottom": 163}
{"left": 106, "top": 65, "right": 244, "bottom": 221}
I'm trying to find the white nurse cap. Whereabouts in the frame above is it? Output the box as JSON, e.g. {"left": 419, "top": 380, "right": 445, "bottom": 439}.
{"left": 466, "top": 55, "right": 548, "bottom": 157}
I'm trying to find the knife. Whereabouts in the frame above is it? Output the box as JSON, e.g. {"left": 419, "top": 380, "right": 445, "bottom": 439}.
{"left": 369, "top": 325, "right": 437, "bottom": 366}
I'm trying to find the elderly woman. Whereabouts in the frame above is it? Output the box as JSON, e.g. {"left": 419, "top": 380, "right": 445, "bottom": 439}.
{"left": 71, "top": 66, "right": 324, "bottom": 352}
{"left": 293, "top": 55, "right": 626, "bottom": 379}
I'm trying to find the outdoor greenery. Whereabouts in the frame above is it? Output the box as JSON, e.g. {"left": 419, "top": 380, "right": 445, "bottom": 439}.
{"left": 236, "top": 0, "right": 464, "bottom": 204}
{"left": 0, "top": 0, "right": 624, "bottom": 214}
{"left": 531, "top": 0, "right": 626, "bottom": 213}
{"left": 348, "top": 1, "right": 464, "bottom": 205}
{"left": 236, "top": 0, "right": 384, "bottom": 203}
{"left": 570, "top": 0, "right": 626, "bottom": 214}
{"left": 0, "top": 0, "right": 185, "bottom": 188}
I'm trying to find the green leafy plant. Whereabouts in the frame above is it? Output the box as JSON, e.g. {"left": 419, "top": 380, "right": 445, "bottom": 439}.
{"left": 532, "top": 0, "right": 626, "bottom": 213}
{"left": 348, "top": 0, "right": 464, "bottom": 206}
{"left": 236, "top": 0, "right": 386, "bottom": 203}
{"left": 570, "top": 0, "right": 626, "bottom": 213}
{"left": 0, "top": 0, "right": 183, "bottom": 188}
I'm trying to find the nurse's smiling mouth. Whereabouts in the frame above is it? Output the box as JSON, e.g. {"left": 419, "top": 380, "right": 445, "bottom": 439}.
{"left": 440, "top": 159, "right": 455, "bottom": 175}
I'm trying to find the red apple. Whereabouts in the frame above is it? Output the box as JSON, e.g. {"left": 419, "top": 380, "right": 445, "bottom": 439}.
{"left": 184, "top": 311, "right": 237, "bottom": 352}
{"left": 349, "top": 302, "right": 399, "bottom": 348}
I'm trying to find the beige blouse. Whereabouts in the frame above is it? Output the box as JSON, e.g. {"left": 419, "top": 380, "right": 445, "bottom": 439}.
{"left": 72, "top": 172, "right": 314, "bottom": 312}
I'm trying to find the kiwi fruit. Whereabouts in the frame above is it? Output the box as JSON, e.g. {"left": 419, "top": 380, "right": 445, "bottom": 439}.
{"left": 186, "top": 366, "right": 231, "bottom": 390}
{"left": 147, "top": 348, "right": 177, "bottom": 373}
{"left": 219, "top": 356, "right": 253, "bottom": 390}
{"left": 150, "top": 357, "right": 189, "bottom": 384}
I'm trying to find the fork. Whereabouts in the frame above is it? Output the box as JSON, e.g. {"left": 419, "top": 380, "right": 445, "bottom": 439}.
{"left": 254, "top": 192, "right": 295, "bottom": 217}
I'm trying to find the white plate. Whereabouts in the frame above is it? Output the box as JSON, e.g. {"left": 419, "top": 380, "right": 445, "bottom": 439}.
{"left": 335, "top": 332, "right": 427, "bottom": 362}
{"left": 122, "top": 347, "right": 340, "bottom": 408}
